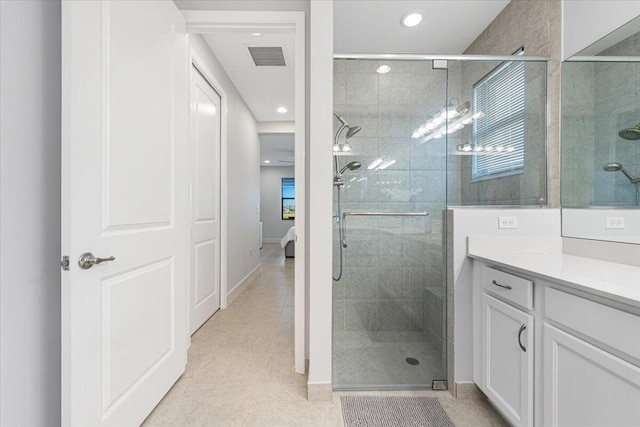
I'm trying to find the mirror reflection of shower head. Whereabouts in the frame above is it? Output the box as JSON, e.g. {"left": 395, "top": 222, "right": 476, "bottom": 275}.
{"left": 603, "top": 162, "right": 638, "bottom": 182}
{"left": 339, "top": 161, "right": 362, "bottom": 176}
{"left": 619, "top": 123, "right": 640, "bottom": 140}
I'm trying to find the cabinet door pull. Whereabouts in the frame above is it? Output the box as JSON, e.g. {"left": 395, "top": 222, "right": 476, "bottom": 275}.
{"left": 518, "top": 324, "right": 527, "bottom": 352}
{"left": 492, "top": 280, "right": 512, "bottom": 290}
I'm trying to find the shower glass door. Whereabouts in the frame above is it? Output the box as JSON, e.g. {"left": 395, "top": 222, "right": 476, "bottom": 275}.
{"left": 332, "top": 59, "right": 448, "bottom": 389}
{"left": 332, "top": 56, "right": 548, "bottom": 390}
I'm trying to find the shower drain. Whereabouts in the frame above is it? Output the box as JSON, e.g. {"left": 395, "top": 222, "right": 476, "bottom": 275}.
{"left": 405, "top": 357, "right": 420, "bottom": 366}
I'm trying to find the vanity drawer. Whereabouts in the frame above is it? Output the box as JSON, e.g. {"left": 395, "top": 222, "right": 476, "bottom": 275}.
{"left": 545, "top": 287, "right": 640, "bottom": 361}
{"left": 482, "top": 266, "right": 533, "bottom": 310}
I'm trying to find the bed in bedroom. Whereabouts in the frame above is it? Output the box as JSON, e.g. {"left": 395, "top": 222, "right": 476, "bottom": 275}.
{"left": 281, "top": 226, "right": 295, "bottom": 258}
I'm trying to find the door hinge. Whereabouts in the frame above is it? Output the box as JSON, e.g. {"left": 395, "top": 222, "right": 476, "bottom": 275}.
{"left": 432, "top": 380, "right": 448, "bottom": 390}
{"left": 61, "top": 256, "right": 70, "bottom": 271}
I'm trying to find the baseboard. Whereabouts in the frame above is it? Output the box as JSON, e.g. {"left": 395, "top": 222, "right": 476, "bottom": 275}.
{"left": 261, "top": 238, "right": 281, "bottom": 244}
{"left": 307, "top": 382, "right": 332, "bottom": 401}
{"left": 227, "top": 264, "right": 260, "bottom": 305}
{"left": 454, "top": 382, "right": 484, "bottom": 400}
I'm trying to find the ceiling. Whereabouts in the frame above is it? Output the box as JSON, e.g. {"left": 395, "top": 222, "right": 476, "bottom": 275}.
{"left": 259, "top": 133, "right": 295, "bottom": 166}
{"left": 334, "top": 0, "right": 510, "bottom": 54}
{"left": 202, "top": 29, "right": 296, "bottom": 122}
{"left": 184, "top": 1, "right": 511, "bottom": 165}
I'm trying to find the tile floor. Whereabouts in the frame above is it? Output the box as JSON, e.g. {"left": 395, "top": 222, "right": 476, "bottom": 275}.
{"left": 143, "top": 243, "right": 508, "bottom": 426}
{"left": 333, "top": 330, "right": 444, "bottom": 388}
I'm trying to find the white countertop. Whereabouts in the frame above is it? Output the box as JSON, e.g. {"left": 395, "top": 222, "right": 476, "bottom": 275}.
{"left": 467, "top": 236, "right": 640, "bottom": 309}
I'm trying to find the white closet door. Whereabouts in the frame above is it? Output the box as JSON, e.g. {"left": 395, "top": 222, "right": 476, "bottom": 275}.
{"left": 189, "top": 64, "right": 222, "bottom": 334}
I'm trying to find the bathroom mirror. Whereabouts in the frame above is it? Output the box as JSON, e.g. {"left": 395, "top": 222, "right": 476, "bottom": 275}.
{"left": 561, "top": 16, "right": 640, "bottom": 244}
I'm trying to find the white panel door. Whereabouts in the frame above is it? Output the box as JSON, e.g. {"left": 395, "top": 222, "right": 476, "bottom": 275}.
{"left": 61, "top": 1, "right": 188, "bottom": 426}
{"left": 482, "top": 294, "right": 534, "bottom": 427}
{"left": 189, "top": 65, "right": 221, "bottom": 334}
{"left": 543, "top": 324, "right": 640, "bottom": 427}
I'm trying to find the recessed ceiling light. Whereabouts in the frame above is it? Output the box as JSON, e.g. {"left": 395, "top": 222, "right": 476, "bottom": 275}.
{"left": 251, "top": 32, "right": 262, "bottom": 36}
{"left": 377, "top": 65, "right": 391, "bottom": 74}
{"left": 277, "top": 107, "right": 287, "bottom": 114}
{"left": 264, "top": 160, "right": 271, "bottom": 164}
{"left": 401, "top": 11, "right": 423, "bottom": 27}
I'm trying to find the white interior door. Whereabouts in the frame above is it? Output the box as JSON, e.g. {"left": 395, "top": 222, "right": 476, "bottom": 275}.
{"left": 61, "top": 1, "right": 189, "bottom": 426}
{"left": 189, "top": 64, "right": 222, "bottom": 334}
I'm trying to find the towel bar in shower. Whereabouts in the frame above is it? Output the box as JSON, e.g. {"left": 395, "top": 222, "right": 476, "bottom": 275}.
{"left": 342, "top": 211, "right": 429, "bottom": 217}
{"left": 339, "top": 211, "right": 429, "bottom": 249}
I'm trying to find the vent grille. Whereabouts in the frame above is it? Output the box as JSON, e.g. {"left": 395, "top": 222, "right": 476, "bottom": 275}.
{"left": 248, "top": 47, "right": 286, "bottom": 66}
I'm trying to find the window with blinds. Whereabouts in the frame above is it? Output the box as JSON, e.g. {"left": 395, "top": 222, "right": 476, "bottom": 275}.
{"left": 472, "top": 60, "right": 526, "bottom": 180}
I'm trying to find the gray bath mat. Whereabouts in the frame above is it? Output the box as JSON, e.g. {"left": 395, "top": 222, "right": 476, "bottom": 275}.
{"left": 341, "top": 396, "right": 455, "bottom": 427}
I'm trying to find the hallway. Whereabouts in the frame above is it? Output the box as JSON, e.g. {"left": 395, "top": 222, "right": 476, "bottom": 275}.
{"left": 143, "top": 244, "right": 507, "bottom": 426}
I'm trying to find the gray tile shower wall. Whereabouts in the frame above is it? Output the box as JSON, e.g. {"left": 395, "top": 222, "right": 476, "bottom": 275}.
{"left": 448, "top": 60, "right": 547, "bottom": 206}
{"left": 332, "top": 59, "right": 447, "bottom": 337}
{"left": 463, "top": 0, "right": 562, "bottom": 207}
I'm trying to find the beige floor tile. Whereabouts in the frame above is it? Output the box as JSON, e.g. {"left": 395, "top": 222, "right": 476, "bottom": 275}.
{"left": 473, "top": 397, "right": 511, "bottom": 427}
{"left": 439, "top": 397, "right": 493, "bottom": 427}
{"left": 145, "top": 243, "right": 509, "bottom": 427}
{"left": 243, "top": 400, "right": 327, "bottom": 426}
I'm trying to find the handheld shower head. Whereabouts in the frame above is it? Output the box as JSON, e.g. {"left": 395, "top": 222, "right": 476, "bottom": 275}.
{"left": 619, "top": 123, "right": 640, "bottom": 140}
{"left": 603, "top": 162, "right": 638, "bottom": 182}
{"left": 339, "top": 161, "right": 362, "bottom": 175}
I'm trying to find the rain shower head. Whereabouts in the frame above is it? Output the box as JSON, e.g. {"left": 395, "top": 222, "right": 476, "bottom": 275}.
{"left": 603, "top": 162, "right": 638, "bottom": 182}
{"left": 334, "top": 113, "right": 361, "bottom": 139}
{"left": 619, "top": 123, "right": 640, "bottom": 140}
{"left": 346, "top": 125, "right": 361, "bottom": 138}
{"left": 339, "top": 161, "right": 362, "bottom": 175}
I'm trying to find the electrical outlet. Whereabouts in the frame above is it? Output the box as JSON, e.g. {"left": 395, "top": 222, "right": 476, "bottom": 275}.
{"left": 605, "top": 216, "right": 625, "bottom": 229}
{"left": 498, "top": 216, "right": 518, "bottom": 229}
{"left": 249, "top": 247, "right": 253, "bottom": 256}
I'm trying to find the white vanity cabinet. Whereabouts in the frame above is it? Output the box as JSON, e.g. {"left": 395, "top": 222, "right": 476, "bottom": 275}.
{"left": 543, "top": 288, "right": 640, "bottom": 427}
{"left": 472, "top": 259, "right": 640, "bottom": 427}
{"left": 482, "top": 294, "right": 534, "bottom": 427}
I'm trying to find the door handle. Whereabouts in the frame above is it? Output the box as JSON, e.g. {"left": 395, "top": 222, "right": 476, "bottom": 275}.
{"left": 518, "top": 324, "right": 527, "bottom": 352}
{"left": 78, "top": 252, "right": 116, "bottom": 269}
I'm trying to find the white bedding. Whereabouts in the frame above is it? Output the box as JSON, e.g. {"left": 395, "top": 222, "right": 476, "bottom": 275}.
{"left": 281, "top": 226, "right": 295, "bottom": 249}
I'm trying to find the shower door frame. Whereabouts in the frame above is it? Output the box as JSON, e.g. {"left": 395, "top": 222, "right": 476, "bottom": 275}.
{"left": 331, "top": 53, "right": 550, "bottom": 392}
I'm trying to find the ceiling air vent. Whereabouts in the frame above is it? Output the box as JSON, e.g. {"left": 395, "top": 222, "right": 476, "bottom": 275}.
{"left": 248, "top": 47, "right": 286, "bottom": 66}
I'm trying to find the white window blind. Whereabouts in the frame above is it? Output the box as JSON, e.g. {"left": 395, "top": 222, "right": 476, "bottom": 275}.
{"left": 472, "top": 61, "right": 526, "bottom": 180}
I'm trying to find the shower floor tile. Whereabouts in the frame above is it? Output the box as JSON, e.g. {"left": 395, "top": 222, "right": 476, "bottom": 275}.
{"left": 333, "top": 330, "right": 445, "bottom": 388}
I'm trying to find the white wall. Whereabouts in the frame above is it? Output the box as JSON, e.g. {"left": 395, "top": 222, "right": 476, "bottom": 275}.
{"left": 190, "top": 34, "right": 262, "bottom": 293}
{"left": 0, "top": 1, "right": 61, "bottom": 425}
{"left": 307, "top": 0, "right": 334, "bottom": 395}
{"left": 261, "top": 166, "right": 295, "bottom": 241}
{"left": 563, "top": 0, "right": 640, "bottom": 59}
{"left": 448, "top": 209, "right": 561, "bottom": 385}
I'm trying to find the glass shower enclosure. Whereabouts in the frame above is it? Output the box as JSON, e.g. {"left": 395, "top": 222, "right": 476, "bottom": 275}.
{"left": 332, "top": 56, "right": 548, "bottom": 390}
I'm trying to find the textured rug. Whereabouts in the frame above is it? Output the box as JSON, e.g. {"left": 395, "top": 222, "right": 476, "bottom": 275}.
{"left": 341, "top": 396, "right": 455, "bottom": 427}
